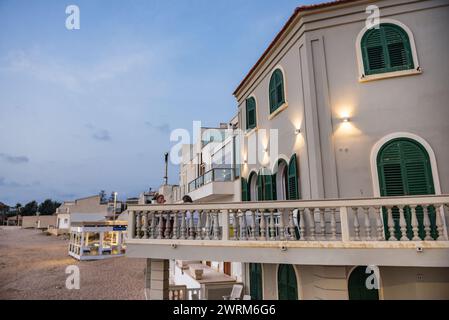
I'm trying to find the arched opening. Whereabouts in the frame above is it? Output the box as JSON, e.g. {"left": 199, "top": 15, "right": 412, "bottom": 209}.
{"left": 277, "top": 264, "right": 298, "bottom": 300}
{"left": 348, "top": 266, "right": 379, "bottom": 300}
{"left": 249, "top": 263, "right": 263, "bottom": 300}
{"left": 377, "top": 138, "right": 437, "bottom": 239}
{"left": 248, "top": 171, "right": 258, "bottom": 201}
{"left": 275, "top": 159, "right": 288, "bottom": 201}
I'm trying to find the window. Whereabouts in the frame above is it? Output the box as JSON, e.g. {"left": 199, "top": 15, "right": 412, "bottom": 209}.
{"left": 245, "top": 97, "right": 257, "bottom": 130}
{"left": 361, "top": 23, "right": 414, "bottom": 75}
{"left": 269, "top": 69, "right": 285, "bottom": 114}
{"left": 277, "top": 264, "right": 298, "bottom": 300}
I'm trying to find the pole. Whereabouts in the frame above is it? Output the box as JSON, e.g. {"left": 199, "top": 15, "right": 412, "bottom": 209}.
{"left": 113, "top": 192, "right": 117, "bottom": 222}
{"left": 164, "top": 152, "right": 169, "bottom": 185}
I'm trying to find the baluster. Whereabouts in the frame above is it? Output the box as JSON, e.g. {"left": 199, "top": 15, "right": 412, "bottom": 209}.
{"left": 135, "top": 211, "right": 142, "bottom": 239}
{"left": 423, "top": 205, "right": 433, "bottom": 241}
{"left": 319, "top": 208, "right": 326, "bottom": 240}
{"left": 353, "top": 207, "right": 360, "bottom": 241}
{"left": 410, "top": 205, "right": 420, "bottom": 241}
{"left": 398, "top": 206, "right": 408, "bottom": 241}
{"left": 363, "top": 207, "right": 372, "bottom": 241}
{"left": 187, "top": 209, "right": 195, "bottom": 240}
{"left": 180, "top": 211, "right": 187, "bottom": 239}
{"left": 260, "top": 211, "right": 267, "bottom": 240}
{"left": 288, "top": 209, "right": 296, "bottom": 240}
{"left": 387, "top": 206, "right": 397, "bottom": 241}
{"left": 157, "top": 212, "right": 164, "bottom": 239}
{"left": 204, "top": 211, "right": 211, "bottom": 240}
{"left": 277, "top": 210, "right": 285, "bottom": 241}
{"left": 308, "top": 208, "right": 316, "bottom": 241}
{"left": 165, "top": 212, "right": 171, "bottom": 239}
{"left": 250, "top": 210, "right": 257, "bottom": 240}
{"left": 330, "top": 208, "right": 337, "bottom": 241}
{"left": 269, "top": 209, "right": 276, "bottom": 240}
{"left": 239, "top": 210, "right": 247, "bottom": 240}
{"left": 142, "top": 212, "right": 148, "bottom": 239}
{"left": 435, "top": 205, "right": 445, "bottom": 241}
{"left": 299, "top": 208, "right": 306, "bottom": 241}
{"left": 195, "top": 210, "right": 203, "bottom": 240}
{"left": 230, "top": 211, "right": 238, "bottom": 240}
{"left": 375, "top": 206, "right": 384, "bottom": 241}
{"left": 213, "top": 211, "right": 220, "bottom": 240}
{"left": 172, "top": 211, "right": 179, "bottom": 240}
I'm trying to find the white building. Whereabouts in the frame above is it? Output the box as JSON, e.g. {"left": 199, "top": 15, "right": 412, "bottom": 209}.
{"left": 126, "top": 0, "right": 449, "bottom": 300}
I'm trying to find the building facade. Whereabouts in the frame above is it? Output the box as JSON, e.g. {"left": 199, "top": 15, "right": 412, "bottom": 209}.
{"left": 126, "top": 0, "right": 449, "bottom": 300}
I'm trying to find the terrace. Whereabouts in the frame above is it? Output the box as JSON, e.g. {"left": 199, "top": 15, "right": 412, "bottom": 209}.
{"left": 126, "top": 195, "right": 449, "bottom": 267}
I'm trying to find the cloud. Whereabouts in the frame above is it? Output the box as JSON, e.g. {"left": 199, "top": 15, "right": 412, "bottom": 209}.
{"left": 0, "top": 177, "right": 39, "bottom": 188}
{"left": 0, "top": 153, "right": 29, "bottom": 164}
{"left": 2, "top": 49, "right": 151, "bottom": 93}
{"left": 92, "top": 129, "right": 111, "bottom": 141}
{"left": 145, "top": 121, "right": 171, "bottom": 134}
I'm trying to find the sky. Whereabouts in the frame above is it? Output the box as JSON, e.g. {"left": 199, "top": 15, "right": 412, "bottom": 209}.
{"left": 0, "top": 0, "right": 321, "bottom": 205}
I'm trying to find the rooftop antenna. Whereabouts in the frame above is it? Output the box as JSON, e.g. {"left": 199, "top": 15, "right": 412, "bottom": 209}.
{"left": 164, "top": 152, "right": 169, "bottom": 185}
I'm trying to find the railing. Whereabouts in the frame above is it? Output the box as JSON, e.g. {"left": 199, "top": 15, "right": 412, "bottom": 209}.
{"left": 128, "top": 195, "right": 449, "bottom": 243}
{"left": 188, "top": 168, "right": 235, "bottom": 193}
{"left": 169, "top": 285, "right": 201, "bottom": 300}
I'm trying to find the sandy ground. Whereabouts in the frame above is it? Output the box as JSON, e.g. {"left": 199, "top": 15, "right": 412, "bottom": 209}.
{"left": 0, "top": 227, "right": 146, "bottom": 300}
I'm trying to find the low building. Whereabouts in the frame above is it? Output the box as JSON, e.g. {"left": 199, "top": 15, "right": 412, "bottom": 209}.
{"left": 68, "top": 220, "right": 128, "bottom": 261}
{"left": 22, "top": 215, "right": 57, "bottom": 229}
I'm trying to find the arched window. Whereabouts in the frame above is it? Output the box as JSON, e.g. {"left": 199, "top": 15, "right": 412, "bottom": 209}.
{"left": 361, "top": 23, "right": 414, "bottom": 75}
{"left": 269, "top": 69, "right": 285, "bottom": 114}
{"left": 246, "top": 97, "right": 257, "bottom": 130}
{"left": 277, "top": 264, "right": 298, "bottom": 300}
{"left": 377, "top": 138, "right": 437, "bottom": 240}
{"left": 348, "top": 266, "right": 379, "bottom": 300}
{"left": 249, "top": 263, "right": 263, "bottom": 300}
{"left": 248, "top": 172, "right": 258, "bottom": 201}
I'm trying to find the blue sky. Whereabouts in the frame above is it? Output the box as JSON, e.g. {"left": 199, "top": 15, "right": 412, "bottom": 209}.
{"left": 0, "top": 0, "right": 321, "bottom": 205}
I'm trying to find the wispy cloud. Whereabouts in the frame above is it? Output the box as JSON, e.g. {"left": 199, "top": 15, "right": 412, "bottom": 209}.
{"left": 0, "top": 177, "right": 39, "bottom": 188}
{"left": 0, "top": 153, "right": 29, "bottom": 164}
{"left": 2, "top": 49, "right": 151, "bottom": 93}
{"left": 92, "top": 129, "right": 111, "bottom": 141}
{"left": 145, "top": 121, "right": 171, "bottom": 134}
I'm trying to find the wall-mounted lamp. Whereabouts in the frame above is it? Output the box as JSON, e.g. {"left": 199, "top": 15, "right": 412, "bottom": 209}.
{"left": 243, "top": 159, "right": 248, "bottom": 164}
{"left": 342, "top": 117, "right": 350, "bottom": 123}
{"left": 264, "top": 147, "right": 268, "bottom": 153}
{"left": 294, "top": 128, "right": 301, "bottom": 135}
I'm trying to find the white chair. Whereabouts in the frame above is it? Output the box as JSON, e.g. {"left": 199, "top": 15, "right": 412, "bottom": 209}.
{"left": 223, "top": 284, "right": 244, "bottom": 300}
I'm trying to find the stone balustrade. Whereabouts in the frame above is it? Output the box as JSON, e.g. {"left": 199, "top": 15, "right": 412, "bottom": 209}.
{"left": 168, "top": 285, "right": 201, "bottom": 300}
{"left": 128, "top": 195, "right": 449, "bottom": 244}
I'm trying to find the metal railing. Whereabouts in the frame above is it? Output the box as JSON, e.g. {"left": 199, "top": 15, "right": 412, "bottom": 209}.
{"left": 188, "top": 168, "right": 235, "bottom": 193}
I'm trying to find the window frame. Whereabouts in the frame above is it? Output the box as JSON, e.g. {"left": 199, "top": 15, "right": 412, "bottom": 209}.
{"left": 245, "top": 96, "right": 257, "bottom": 130}
{"left": 355, "top": 19, "right": 421, "bottom": 82}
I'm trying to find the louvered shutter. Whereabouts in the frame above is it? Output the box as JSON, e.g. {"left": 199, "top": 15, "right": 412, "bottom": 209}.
{"left": 362, "top": 24, "right": 413, "bottom": 75}
{"left": 241, "top": 178, "right": 249, "bottom": 202}
{"left": 246, "top": 98, "right": 257, "bottom": 130}
{"left": 269, "top": 69, "right": 285, "bottom": 113}
{"left": 271, "top": 174, "right": 277, "bottom": 200}
{"left": 288, "top": 154, "right": 300, "bottom": 200}
{"left": 257, "top": 174, "right": 263, "bottom": 201}
{"left": 250, "top": 263, "right": 263, "bottom": 300}
{"left": 264, "top": 174, "right": 273, "bottom": 201}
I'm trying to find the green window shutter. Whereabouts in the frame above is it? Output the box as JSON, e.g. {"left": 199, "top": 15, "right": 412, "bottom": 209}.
{"left": 246, "top": 97, "right": 257, "bottom": 130}
{"left": 241, "top": 178, "right": 249, "bottom": 202}
{"left": 287, "top": 154, "right": 300, "bottom": 200}
{"left": 278, "top": 264, "right": 298, "bottom": 300}
{"left": 250, "top": 263, "right": 263, "bottom": 300}
{"left": 269, "top": 69, "right": 285, "bottom": 114}
{"left": 361, "top": 24, "right": 414, "bottom": 75}
{"left": 264, "top": 174, "right": 273, "bottom": 201}
{"left": 271, "top": 174, "right": 277, "bottom": 201}
{"left": 257, "top": 174, "right": 263, "bottom": 201}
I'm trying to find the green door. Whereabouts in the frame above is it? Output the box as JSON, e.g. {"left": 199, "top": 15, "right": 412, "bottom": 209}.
{"left": 277, "top": 264, "right": 298, "bottom": 300}
{"left": 348, "top": 266, "right": 379, "bottom": 300}
{"left": 377, "top": 138, "right": 437, "bottom": 239}
{"left": 249, "top": 263, "right": 263, "bottom": 300}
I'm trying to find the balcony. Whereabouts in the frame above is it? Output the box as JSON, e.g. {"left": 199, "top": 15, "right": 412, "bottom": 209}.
{"left": 187, "top": 168, "right": 235, "bottom": 202}
{"left": 126, "top": 195, "right": 449, "bottom": 267}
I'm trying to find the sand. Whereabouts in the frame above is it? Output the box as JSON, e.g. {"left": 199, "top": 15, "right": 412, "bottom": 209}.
{"left": 0, "top": 226, "right": 146, "bottom": 300}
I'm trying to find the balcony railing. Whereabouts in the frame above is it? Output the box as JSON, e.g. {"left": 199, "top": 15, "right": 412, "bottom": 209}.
{"left": 128, "top": 195, "right": 449, "bottom": 243}
{"left": 188, "top": 168, "right": 235, "bottom": 193}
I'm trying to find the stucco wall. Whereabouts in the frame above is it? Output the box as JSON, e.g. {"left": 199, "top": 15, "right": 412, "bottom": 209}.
{"left": 237, "top": 0, "right": 449, "bottom": 200}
